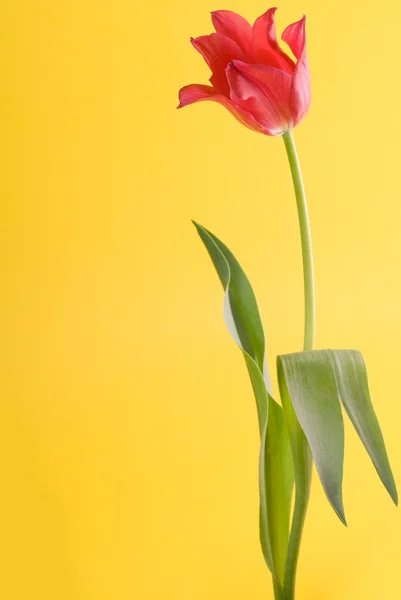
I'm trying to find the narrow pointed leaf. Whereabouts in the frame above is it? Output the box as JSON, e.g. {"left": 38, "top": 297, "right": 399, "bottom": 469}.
{"left": 277, "top": 356, "right": 313, "bottom": 511}
{"left": 193, "top": 221, "right": 272, "bottom": 427}
{"left": 245, "top": 356, "right": 292, "bottom": 579}
{"left": 329, "top": 349, "right": 398, "bottom": 505}
{"left": 261, "top": 396, "right": 294, "bottom": 583}
{"left": 194, "top": 222, "right": 267, "bottom": 373}
{"left": 277, "top": 351, "right": 346, "bottom": 524}
{"left": 194, "top": 222, "right": 293, "bottom": 584}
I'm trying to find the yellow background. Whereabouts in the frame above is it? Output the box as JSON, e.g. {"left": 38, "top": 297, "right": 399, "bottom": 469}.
{"left": 2, "top": 0, "right": 401, "bottom": 598}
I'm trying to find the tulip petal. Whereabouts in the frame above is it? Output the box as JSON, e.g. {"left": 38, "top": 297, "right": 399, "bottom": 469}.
{"left": 290, "top": 54, "right": 310, "bottom": 126}
{"left": 282, "top": 17, "right": 311, "bottom": 126}
{"left": 253, "top": 8, "right": 294, "bottom": 74}
{"left": 282, "top": 15, "right": 306, "bottom": 59}
{"left": 211, "top": 10, "right": 253, "bottom": 57}
{"left": 177, "top": 83, "right": 264, "bottom": 133}
{"left": 191, "top": 33, "right": 244, "bottom": 96}
{"left": 226, "top": 61, "right": 292, "bottom": 135}
{"left": 178, "top": 83, "right": 217, "bottom": 108}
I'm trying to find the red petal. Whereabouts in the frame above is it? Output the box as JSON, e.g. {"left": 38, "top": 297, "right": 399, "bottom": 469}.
{"left": 178, "top": 84, "right": 217, "bottom": 108}
{"left": 283, "top": 17, "right": 311, "bottom": 126}
{"left": 226, "top": 60, "right": 292, "bottom": 135}
{"left": 289, "top": 57, "right": 310, "bottom": 126}
{"left": 191, "top": 33, "right": 245, "bottom": 96}
{"left": 177, "top": 83, "right": 264, "bottom": 133}
{"left": 211, "top": 10, "right": 253, "bottom": 57}
{"left": 252, "top": 8, "right": 294, "bottom": 74}
{"left": 282, "top": 15, "right": 306, "bottom": 59}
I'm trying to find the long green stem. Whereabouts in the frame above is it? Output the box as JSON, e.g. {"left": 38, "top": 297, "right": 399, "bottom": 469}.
{"left": 282, "top": 131, "right": 315, "bottom": 351}
{"left": 273, "top": 578, "right": 285, "bottom": 600}
{"left": 282, "top": 440, "right": 312, "bottom": 600}
{"left": 281, "top": 130, "right": 315, "bottom": 600}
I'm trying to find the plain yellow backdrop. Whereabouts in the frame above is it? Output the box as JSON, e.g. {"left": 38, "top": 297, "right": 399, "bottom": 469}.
{"left": 2, "top": 0, "right": 401, "bottom": 598}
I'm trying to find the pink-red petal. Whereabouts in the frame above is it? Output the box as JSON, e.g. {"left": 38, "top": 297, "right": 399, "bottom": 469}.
{"left": 282, "top": 15, "right": 306, "bottom": 60}
{"left": 178, "top": 84, "right": 217, "bottom": 108}
{"left": 211, "top": 10, "right": 253, "bottom": 57}
{"left": 252, "top": 8, "right": 294, "bottom": 74}
{"left": 226, "top": 60, "right": 293, "bottom": 135}
{"left": 191, "top": 33, "right": 245, "bottom": 96}
{"left": 177, "top": 83, "right": 264, "bottom": 133}
{"left": 289, "top": 54, "right": 310, "bottom": 126}
{"left": 282, "top": 17, "right": 311, "bottom": 126}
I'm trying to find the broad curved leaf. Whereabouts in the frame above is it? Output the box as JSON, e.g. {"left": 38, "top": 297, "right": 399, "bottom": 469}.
{"left": 260, "top": 395, "right": 294, "bottom": 582}
{"left": 277, "top": 351, "right": 346, "bottom": 524}
{"left": 276, "top": 356, "right": 313, "bottom": 521}
{"left": 329, "top": 350, "right": 398, "bottom": 505}
{"left": 278, "top": 348, "right": 398, "bottom": 524}
{"left": 194, "top": 222, "right": 293, "bottom": 585}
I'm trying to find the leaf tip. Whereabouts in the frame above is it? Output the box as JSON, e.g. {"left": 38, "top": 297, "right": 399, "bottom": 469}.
{"left": 330, "top": 494, "right": 347, "bottom": 527}
{"left": 379, "top": 470, "right": 398, "bottom": 506}
{"left": 334, "top": 505, "right": 347, "bottom": 527}
{"left": 389, "top": 484, "right": 398, "bottom": 507}
{"left": 192, "top": 220, "right": 210, "bottom": 240}
{"left": 332, "top": 505, "right": 348, "bottom": 527}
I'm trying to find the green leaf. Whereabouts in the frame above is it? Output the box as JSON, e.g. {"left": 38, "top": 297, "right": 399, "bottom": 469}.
{"left": 260, "top": 396, "right": 294, "bottom": 583}
{"left": 276, "top": 356, "right": 313, "bottom": 518}
{"left": 193, "top": 222, "right": 293, "bottom": 585}
{"left": 328, "top": 350, "right": 398, "bottom": 505}
{"left": 193, "top": 222, "right": 267, "bottom": 373}
{"left": 277, "top": 351, "right": 346, "bottom": 524}
{"left": 277, "top": 349, "right": 398, "bottom": 525}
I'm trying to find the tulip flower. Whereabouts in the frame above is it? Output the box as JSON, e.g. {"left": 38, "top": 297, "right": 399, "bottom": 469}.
{"left": 178, "top": 8, "right": 397, "bottom": 600}
{"left": 178, "top": 7, "right": 310, "bottom": 136}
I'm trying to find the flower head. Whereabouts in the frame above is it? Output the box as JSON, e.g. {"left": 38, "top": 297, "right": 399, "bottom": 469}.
{"left": 178, "top": 8, "right": 310, "bottom": 136}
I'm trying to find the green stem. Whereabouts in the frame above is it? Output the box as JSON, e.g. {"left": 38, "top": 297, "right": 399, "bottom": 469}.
{"left": 273, "top": 578, "right": 286, "bottom": 600}
{"left": 281, "top": 130, "right": 315, "bottom": 600}
{"left": 282, "top": 131, "right": 315, "bottom": 351}
{"left": 282, "top": 439, "right": 312, "bottom": 600}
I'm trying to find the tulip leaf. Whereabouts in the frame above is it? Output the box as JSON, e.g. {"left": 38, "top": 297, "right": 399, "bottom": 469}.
{"left": 277, "top": 351, "right": 346, "bottom": 524}
{"left": 328, "top": 349, "right": 398, "bottom": 505}
{"left": 193, "top": 222, "right": 293, "bottom": 585}
{"left": 277, "top": 349, "right": 397, "bottom": 525}
{"left": 260, "top": 395, "right": 294, "bottom": 583}
{"left": 276, "top": 357, "right": 313, "bottom": 537}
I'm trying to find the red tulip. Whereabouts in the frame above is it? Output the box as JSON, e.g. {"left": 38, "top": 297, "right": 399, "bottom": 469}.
{"left": 178, "top": 8, "right": 310, "bottom": 136}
